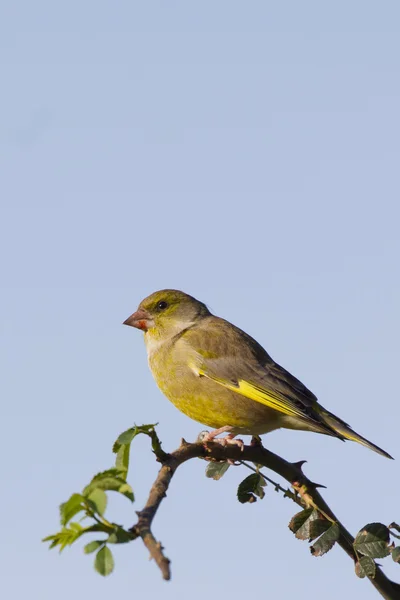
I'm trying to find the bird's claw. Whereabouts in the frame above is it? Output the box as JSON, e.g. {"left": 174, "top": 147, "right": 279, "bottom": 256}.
{"left": 201, "top": 432, "right": 244, "bottom": 451}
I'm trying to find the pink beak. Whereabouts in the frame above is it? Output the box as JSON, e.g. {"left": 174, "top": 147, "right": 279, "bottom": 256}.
{"left": 123, "top": 308, "right": 152, "bottom": 331}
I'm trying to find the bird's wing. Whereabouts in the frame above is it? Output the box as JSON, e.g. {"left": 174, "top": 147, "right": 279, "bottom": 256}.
{"left": 195, "top": 358, "right": 316, "bottom": 421}
{"left": 183, "top": 317, "right": 336, "bottom": 434}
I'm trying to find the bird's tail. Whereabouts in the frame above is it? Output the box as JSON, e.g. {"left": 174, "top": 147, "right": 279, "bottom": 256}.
{"left": 320, "top": 409, "right": 393, "bottom": 459}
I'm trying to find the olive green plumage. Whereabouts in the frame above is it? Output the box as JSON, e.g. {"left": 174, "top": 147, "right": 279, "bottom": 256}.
{"left": 124, "top": 289, "right": 392, "bottom": 459}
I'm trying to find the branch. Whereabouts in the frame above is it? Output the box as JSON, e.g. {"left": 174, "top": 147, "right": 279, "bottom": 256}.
{"left": 131, "top": 439, "right": 400, "bottom": 600}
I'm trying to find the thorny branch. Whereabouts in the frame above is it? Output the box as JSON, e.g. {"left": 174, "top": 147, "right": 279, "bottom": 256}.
{"left": 131, "top": 439, "right": 400, "bottom": 600}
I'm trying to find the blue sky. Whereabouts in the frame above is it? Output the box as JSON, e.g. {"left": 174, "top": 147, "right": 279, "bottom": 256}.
{"left": 1, "top": 1, "right": 399, "bottom": 598}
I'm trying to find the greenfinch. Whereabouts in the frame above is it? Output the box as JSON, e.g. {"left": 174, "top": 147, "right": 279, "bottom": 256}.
{"left": 124, "top": 289, "right": 392, "bottom": 459}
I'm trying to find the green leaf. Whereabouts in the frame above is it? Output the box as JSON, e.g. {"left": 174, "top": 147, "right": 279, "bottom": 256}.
{"left": 112, "top": 424, "right": 158, "bottom": 453}
{"left": 392, "top": 547, "right": 400, "bottom": 563}
{"left": 43, "top": 523, "right": 111, "bottom": 552}
{"left": 135, "top": 422, "right": 159, "bottom": 434}
{"left": 43, "top": 523, "right": 85, "bottom": 552}
{"left": 83, "top": 469, "right": 134, "bottom": 502}
{"left": 290, "top": 510, "right": 338, "bottom": 554}
{"left": 354, "top": 523, "right": 391, "bottom": 559}
{"left": 310, "top": 523, "right": 340, "bottom": 556}
{"left": 237, "top": 473, "right": 266, "bottom": 504}
{"left": 289, "top": 509, "right": 317, "bottom": 540}
{"left": 112, "top": 429, "right": 137, "bottom": 453}
{"left": 389, "top": 523, "right": 400, "bottom": 539}
{"left": 355, "top": 556, "right": 376, "bottom": 578}
{"left": 42, "top": 532, "right": 63, "bottom": 550}
{"left": 95, "top": 546, "right": 114, "bottom": 576}
{"left": 82, "top": 524, "right": 113, "bottom": 534}
{"left": 112, "top": 424, "right": 162, "bottom": 476}
{"left": 308, "top": 518, "right": 332, "bottom": 542}
{"left": 86, "top": 489, "right": 107, "bottom": 516}
{"left": 107, "top": 527, "right": 133, "bottom": 544}
{"left": 59, "top": 493, "right": 85, "bottom": 527}
{"left": 205, "top": 461, "right": 230, "bottom": 480}
{"left": 115, "top": 443, "right": 131, "bottom": 476}
{"left": 84, "top": 541, "right": 104, "bottom": 554}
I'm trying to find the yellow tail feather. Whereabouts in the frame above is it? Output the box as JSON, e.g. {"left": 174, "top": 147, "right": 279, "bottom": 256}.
{"left": 321, "top": 411, "right": 393, "bottom": 459}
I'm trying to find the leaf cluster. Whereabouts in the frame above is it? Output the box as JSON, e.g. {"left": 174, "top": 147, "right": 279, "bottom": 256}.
{"left": 289, "top": 508, "right": 340, "bottom": 556}
{"left": 353, "top": 522, "right": 400, "bottom": 579}
{"left": 206, "top": 458, "right": 400, "bottom": 582}
{"left": 43, "top": 424, "right": 159, "bottom": 575}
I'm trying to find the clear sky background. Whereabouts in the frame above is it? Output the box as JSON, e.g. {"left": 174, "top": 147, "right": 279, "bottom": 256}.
{"left": 1, "top": 1, "right": 399, "bottom": 598}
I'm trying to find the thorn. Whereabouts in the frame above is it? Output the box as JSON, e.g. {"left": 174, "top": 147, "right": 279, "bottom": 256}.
{"left": 292, "top": 460, "right": 307, "bottom": 470}
{"left": 251, "top": 435, "right": 263, "bottom": 447}
{"left": 310, "top": 481, "right": 327, "bottom": 490}
{"left": 180, "top": 438, "right": 190, "bottom": 447}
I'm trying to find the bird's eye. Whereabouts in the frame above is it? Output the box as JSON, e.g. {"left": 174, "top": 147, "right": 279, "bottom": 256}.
{"left": 157, "top": 301, "right": 168, "bottom": 310}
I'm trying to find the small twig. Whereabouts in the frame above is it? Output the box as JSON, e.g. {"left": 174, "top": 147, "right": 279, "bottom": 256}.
{"left": 130, "top": 441, "right": 204, "bottom": 580}
{"left": 148, "top": 428, "right": 169, "bottom": 463}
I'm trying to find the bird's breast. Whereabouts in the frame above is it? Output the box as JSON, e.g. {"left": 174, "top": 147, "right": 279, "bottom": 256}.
{"left": 146, "top": 341, "right": 283, "bottom": 434}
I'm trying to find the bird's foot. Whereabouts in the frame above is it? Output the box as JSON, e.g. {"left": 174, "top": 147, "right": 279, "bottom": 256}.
{"left": 199, "top": 426, "right": 244, "bottom": 453}
{"left": 209, "top": 435, "right": 244, "bottom": 451}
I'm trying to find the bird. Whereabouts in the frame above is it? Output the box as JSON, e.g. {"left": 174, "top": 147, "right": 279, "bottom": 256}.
{"left": 123, "top": 289, "right": 392, "bottom": 459}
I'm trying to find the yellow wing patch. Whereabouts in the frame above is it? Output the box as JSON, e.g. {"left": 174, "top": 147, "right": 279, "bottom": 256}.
{"left": 195, "top": 366, "right": 307, "bottom": 420}
{"left": 235, "top": 380, "right": 306, "bottom": 418}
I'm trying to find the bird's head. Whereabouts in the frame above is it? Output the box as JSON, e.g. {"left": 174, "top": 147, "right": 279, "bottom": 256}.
{"left": 123, "top": 289, "right": 210, "bottom": 340}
